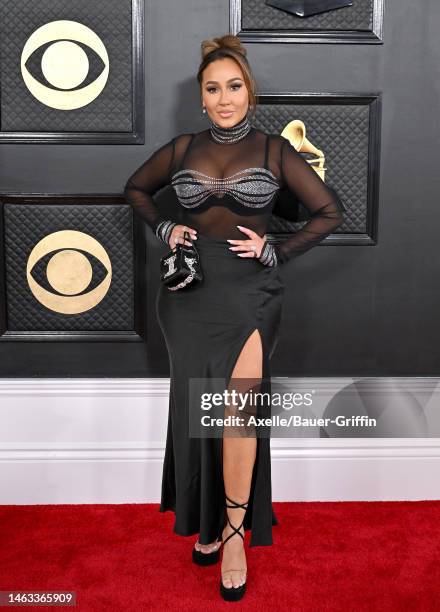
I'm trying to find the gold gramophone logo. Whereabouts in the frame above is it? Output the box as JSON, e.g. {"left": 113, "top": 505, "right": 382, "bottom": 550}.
{"left": 281, "top": 119, "right": 327, "bottom": 181}
{"left": 26, "top": 230, "right": 112, "bottom": 314}
{"left": 21, "top": 20, "right": 110, "bottom": 110}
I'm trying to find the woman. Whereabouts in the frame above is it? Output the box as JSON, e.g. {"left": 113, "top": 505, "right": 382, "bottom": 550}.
{"left": 124, "top": 34, "right": 343, "bottom": 602}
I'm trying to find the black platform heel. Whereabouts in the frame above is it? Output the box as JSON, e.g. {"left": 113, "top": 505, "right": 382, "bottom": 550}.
{"left": 192, "top": 535, "right": 222, "bottom": 566}
{"left": 219, "top": 494, "right": 249, "bottom": 602}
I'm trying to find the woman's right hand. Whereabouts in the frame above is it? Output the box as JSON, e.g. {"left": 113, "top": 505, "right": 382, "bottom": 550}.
{"left": 169, "top": 224, "right": 198, "bottom": 249}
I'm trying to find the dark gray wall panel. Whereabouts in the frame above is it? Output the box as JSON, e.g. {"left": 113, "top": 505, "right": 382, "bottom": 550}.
{"left": 0, "top": 0, "right": 133, "bottom": 132}
{"left": 4, "top": 202, "right": 133, "bottom": 332}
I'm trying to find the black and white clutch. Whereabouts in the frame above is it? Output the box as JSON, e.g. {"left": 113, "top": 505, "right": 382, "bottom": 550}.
{"left": 160, "top": 230, "right": 204, "bottom": 291}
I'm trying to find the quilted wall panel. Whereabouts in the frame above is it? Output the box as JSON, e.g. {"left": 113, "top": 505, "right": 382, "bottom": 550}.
{"left": 0, "top": 0, "right": 133, "bottom": 132}
{"left": 241, "top": 0, "right": 374, "bottom": 30}
{"left": 4, "top": 203, "right": 134, "bottom": 331}
{"left": 254, "top": 101, "right": 372, "bottom": 234}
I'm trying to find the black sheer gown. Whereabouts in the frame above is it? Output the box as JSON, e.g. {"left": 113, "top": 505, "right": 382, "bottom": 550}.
{"left": 124, "top": 126, "right": 343, "bottom": 546}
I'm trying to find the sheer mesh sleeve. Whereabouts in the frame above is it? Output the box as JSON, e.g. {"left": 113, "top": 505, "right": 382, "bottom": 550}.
{"left": 124, "top": 138, "right": 176, "bottom": 243}
{"left": 273, "top": 137, "right": 344, "bottom": 265}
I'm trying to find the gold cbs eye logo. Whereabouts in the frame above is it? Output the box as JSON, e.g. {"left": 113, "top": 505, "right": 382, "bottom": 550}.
{"left": 21, "top": 20, "right": 110, "bottom": 110}
{"left": 26, "top": 230, "right": 112, "bottom": 314}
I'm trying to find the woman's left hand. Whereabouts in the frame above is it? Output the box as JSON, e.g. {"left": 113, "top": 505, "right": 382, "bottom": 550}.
{"left": 227, "top": 225, "right": 266, "bottom": 259}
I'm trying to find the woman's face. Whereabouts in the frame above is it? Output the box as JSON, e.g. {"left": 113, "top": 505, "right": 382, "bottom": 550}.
{"left": 201, "top": 57, "right": 250, "bottom": 127}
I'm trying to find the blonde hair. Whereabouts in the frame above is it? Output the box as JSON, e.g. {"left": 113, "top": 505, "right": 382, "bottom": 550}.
{"left": 197, "top": 35, "right": 257, "bottom": 118}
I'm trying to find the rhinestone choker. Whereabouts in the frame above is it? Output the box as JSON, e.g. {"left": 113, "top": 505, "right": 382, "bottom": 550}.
{"left": 209, "top": 113, "right": 252, "bottom": 144}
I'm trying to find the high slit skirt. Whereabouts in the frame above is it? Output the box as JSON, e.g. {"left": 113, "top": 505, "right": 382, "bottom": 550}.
{"left": 156, "top": 232, "right": 285, "bottom": 546}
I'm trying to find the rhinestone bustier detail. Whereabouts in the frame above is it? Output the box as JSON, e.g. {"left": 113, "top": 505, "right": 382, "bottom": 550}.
{"left": 171, "top": 167, "right": 280, "bottom": 209}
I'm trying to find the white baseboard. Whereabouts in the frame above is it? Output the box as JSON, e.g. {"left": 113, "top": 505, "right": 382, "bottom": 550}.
{"left": 0, "top": 379, "right": 439, "bottom": 504}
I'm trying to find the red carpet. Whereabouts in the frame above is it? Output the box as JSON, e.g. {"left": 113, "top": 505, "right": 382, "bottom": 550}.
{"left": 1, "top": 501, "right": 439, "bottom": 611}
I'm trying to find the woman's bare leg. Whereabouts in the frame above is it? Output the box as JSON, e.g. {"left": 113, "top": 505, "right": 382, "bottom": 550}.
{"left": 221, "top": 329, "right": 262, "bottom": 588}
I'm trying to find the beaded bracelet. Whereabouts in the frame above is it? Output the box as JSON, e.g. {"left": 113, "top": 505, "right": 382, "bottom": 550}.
{"left": 258, "top": 241, "right": 278, "bottom": 267}
{"left": 155, "top": 219, "right": 177, "bottom": 246}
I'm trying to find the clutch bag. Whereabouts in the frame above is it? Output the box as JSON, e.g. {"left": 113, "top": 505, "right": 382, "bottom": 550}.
{"left": 160, "top": 230, "right": 203, "bottom": 291}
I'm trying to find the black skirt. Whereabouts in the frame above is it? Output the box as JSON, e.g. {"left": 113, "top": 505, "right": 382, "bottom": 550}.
{"left": 156, "top": 232, "right": 285, "bottom": 546}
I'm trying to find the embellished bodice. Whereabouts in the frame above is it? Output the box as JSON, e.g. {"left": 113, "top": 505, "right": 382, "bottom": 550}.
{"left": 170, "top": 166, "right": 280, "bottom": 211}
{"left": 124, "top": 123, "right": 344, "bottom": 264}
{"left": 166, "top": 128, "right": 281, "bottom": 218}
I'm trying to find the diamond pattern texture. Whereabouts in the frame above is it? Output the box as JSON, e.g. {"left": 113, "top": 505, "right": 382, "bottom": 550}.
{"left": 253, "top": 102, "right": 371, "bottom": 234}
{"left": 4, "top": 203, "right": 134, "bottom": 331}
{"left": 241, "top": 0, "right": 374, "bottom": 31}
{"left": 0, "top": 0, "right": 133, "bottom": 132}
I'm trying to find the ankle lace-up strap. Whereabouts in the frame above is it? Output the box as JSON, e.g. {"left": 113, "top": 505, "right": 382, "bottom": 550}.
{"left": 223, "top": 494, "right": 249, "bottom": 547}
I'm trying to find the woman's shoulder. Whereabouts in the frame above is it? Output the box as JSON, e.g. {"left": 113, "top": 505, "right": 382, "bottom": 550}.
{"left": 170, "top": 131, "right": 194, "bottom": 143}
{"left": 252, "top": 126, "right": 284, "bottom": 144}
{"left": 173, "top": 128, "right": 208, "bottom": 141}
{"left": 170, "top": 130, "right": 209, "bottom": 152}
